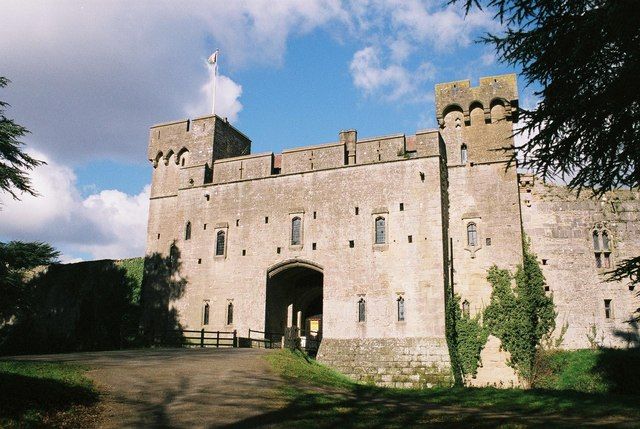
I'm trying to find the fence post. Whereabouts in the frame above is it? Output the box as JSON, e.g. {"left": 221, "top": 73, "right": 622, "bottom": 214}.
{"left": 216, "top": 331, "right": 220, "bottom": 348}
{"left": 233, "top": 329, "right": 238, "bottom": 348}
{"left": 200, "top": 328, "right": 205, "bottom": 348}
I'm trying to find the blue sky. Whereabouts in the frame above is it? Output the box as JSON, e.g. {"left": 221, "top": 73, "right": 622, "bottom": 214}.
{"left": 0, "top": 0, "right": 527, "bottom": 262}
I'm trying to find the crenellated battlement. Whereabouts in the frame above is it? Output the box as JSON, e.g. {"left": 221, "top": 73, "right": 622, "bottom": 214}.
{"left": 435, "top": 74, "right": 519, "bottom": 127}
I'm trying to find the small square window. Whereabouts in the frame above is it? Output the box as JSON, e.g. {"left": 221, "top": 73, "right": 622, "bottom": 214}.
{"left": 408, "top": 235, "right": 413, "bottom": 243}
{"left": 242, "top": 249, "right": 246, "bottom": 256}
{"left": 349, "top": 240, "right": 355, "bottom": 248}
{"left": 486, "top": 237, "right": 491, "bottom": 246}
{"left": 203, "top": 223, "right": 207, "bottom": 230}
{"left": 399, "top": 203, "right": 404, "bottom": 211}
{"left": 355, "top": 207, "right": 359, "bottom": 215}
{"left": 544, "top": 285, "right": 549, "bottom": 291}
{"left": 542, "top": 259, "right": 548, "bottom": 265}
{"left": 313, "top": 211, "right": 317, "bottom": 219}
{"left": 265, "top": 216, "right": 269, "bottom": 224}
{"left": 198, "top": 258, "right": 202, "bottom": 264}
{"left": 277, "top": 247, "right": 281, "bottom": 254}
{"left": 312, "top": 243, "right": 317, "bottom": 250}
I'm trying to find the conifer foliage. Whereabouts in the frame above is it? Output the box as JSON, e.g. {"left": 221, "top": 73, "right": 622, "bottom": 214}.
{"left": 0, "top": 77, "right": 44, "bottom": 201}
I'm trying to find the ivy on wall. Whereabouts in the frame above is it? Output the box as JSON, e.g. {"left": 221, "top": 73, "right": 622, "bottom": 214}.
{"left": 446, "top": 236, "right": 556, "bottom": 385}
{"left": 484, "top": 238, "right": 556, "bottom": 385}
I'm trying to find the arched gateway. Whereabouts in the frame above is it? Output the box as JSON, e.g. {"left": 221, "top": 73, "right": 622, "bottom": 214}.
{"left": 265, "top": 259, "right": 323, "bottom": 347}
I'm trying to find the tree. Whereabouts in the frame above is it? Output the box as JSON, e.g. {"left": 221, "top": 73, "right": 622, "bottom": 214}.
{"left": 0, "top": 77, "right": 44, "bottom": 201}
{"left": 0, "top": 241, "right": 60, "bottom": 323}
{"left": 453, "top": 0, "right": 639, "bottom": 196}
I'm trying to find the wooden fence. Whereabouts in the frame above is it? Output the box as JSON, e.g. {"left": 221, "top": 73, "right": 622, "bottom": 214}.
{"left": 167, "top": 328, "right": 238, "bottom": 348}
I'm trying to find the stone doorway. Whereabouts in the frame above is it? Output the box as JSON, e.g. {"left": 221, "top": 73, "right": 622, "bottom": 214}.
{"left": 265, "top": 260, "right": 323, "bottom": 349}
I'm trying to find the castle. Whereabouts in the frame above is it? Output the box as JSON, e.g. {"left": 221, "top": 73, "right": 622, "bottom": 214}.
{"left": 145, "top": 74, "right": 640, "bottom": 387}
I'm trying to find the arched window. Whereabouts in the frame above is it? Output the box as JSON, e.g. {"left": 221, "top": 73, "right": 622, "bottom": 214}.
{"left": 593, "top": 231, "right": 600, "bottom": 251}
{"left": 462, "top": 300, "right": 470, "bottom": 318}
{"left": 291, "top": 217, "right": 302, "bottom": 245}
{"left": 602, "top": 231, "right": 610, "bottom": 251}
{"left": 227, "top": 302, "right": 234, "bottom": 325}
{"left": 467, "top": 223, "right": 478, "bottom": 247}
{"left": 375, "top": 217, "right": 386, "bottom": 244}
{"left": 461, "top": 144, "right": 468, "bottom": 165}
{"left": 185, "top": 221, "right": 192, "bottom": 240}
{"left": 215, "top": 231, "right": 225, "bottom": 256}
{"left": 358, "top": 298, "right": 366, "bottom": 322}
{"left": 203, "top": 302, "right": 210, "bottom": 325}
{"left": 169, "top": 244, "right": 179, "bottom": 269}
{"left": 397, "top": 296, "right": 405, "bottom": 321}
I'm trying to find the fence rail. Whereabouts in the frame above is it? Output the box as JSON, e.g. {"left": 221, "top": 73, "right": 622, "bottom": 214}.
{"left": 166, "top": 328, "right": 237, "bottom": 348}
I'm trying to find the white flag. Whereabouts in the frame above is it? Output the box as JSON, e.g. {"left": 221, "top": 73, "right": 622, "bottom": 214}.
{"left": 208, "top": 50, "right": 219, "bottom": 65}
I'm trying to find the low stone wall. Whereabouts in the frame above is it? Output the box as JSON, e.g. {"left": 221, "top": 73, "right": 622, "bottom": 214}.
{"left": 317, "top": 337, "right": 452, "bottom": 388}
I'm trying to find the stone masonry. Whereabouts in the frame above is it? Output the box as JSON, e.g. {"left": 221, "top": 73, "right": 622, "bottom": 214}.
{"left": 144, "top": 74, "right": 640, "bottom": 387}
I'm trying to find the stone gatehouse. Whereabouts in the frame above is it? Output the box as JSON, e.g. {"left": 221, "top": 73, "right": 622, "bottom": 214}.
{"left": 144, "top": 74, "right": 640, "bottom": 387}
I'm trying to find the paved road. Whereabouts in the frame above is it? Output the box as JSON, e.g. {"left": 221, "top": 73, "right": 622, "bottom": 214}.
{"left": 10, "top": 348, "right": 286, "bottom": 428}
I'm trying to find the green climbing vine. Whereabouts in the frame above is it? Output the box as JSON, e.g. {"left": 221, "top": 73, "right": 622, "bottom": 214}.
{"left": 484, "top": 238, "right": 556, "bottom": 385}
{"left": 452, "top": 294, "right": 489, "bottom": 378}
{"left": 446, "top": 236, "right": 556, "bottom": 385}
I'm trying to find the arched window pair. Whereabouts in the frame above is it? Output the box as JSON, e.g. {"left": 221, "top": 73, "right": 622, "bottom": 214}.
{"left": 467, "top": 223, "right": 478, "bottom": 247}
{"left": 592, "top": 227, "right": 611, "bottom": 268}
{"left": 216, "top": 231, "right": 225, "bottom": 256}
{"left": 291, "top": 217, "right": 302, "bottom": 245}
{"left": 375, "top": 217, "right": 386, "bottom": 244}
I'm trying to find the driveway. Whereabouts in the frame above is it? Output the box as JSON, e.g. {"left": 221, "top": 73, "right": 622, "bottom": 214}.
{"left": 10, "top": 348, "right": 286, "bottom": 428}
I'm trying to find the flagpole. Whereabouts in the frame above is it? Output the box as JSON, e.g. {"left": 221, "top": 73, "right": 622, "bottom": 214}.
{"left": 208, "top": 50, "right": 219, "bottom": 116}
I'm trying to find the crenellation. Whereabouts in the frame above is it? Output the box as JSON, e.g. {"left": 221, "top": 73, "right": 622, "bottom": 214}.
{"left": 144, "top": 73, "right": 640, "bottom": 389}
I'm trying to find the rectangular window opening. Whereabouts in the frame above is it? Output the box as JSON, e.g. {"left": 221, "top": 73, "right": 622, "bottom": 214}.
{"left": 197, "top": 258, "right": 202, "bottom": 264}
{"left": 277, "top": 247, "right": 281, "bottom": 254}
{"left": 542, "top": 259, "right": 548, "bottom": 265}
{"left": 408, "top": 235, "right": 413, "bottom": 243}
{"left": 349, "top": 240, "right": 355, "bottom": 248}
{"left": 236, "top": 219, "right": 239, "bottom": 227}
{"left": 205, "top": 195, "right": 210, "bottom": 201}
{"left": 544, "top": 285, "right": 550, "bottom": 292}
{"left": 399, "top": 203, "right": 404, "bottom": 211}
{"left": 312, "top": 243, "right": 317, "bottom": 250}
{"left": 203, "top": 223, "right": 207, "bottom": 230}
{"left": 157, "top": 233, "right": 160, "bottom": 240}
{"left": 265, "top": 216, "right": 269, "bottom": 224}
{"left": 604, "top": 299, "right": 612, "bottom": 319}
{"left": 313, "top": 211, "right": 317, "bottom": 219}
{"left": 242, "top": 249, "right": 246, "bottom": 256}
{"left": 595, "top": 253, "right": 602, "bottom": 268}
{"left": 486, "top": 237, "right": 492, "bottom": 246}
{"left": 355, "top": 207, "right": 359, "bottom": 215}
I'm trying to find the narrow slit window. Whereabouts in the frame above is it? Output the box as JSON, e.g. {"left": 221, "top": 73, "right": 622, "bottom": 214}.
{"left": 291, "top": 217, "right": 302, "bottom": 245}
{"left": 227, "top": 302, "right": 234, "bottom": 325}
{"left": 358, "top": 298, "right": 366, "bottom": 322}
{"left": 355, "top": 207, "right": 359, "bottom": 215}
{"left": 375, "top": 217, "right": 386, "bottom": 244}
{"left": 203, "top": 302, "right": 210, "bottom": 325}
{"left": 185, "top": 221, "right": 192, "bottom": 240}
{"left": 461, "top": 144, "right": 468, "bottom": 165}
{"left": 349, "top": 240, "right": 355, "bottom": 248}
{"left": 397, "top": 296, "right": 405, "bottom": 321}
{"left": 169, "top": 244, "right": 179, "bottom": 269}
{"left": 215, "top": 231, "right": 225, "bottom": 256}
{"left": 604, "top": 299, "right": 612, "bottom": 319}
{"left": 593, "top": 231, "right": 600, "bottom": 251}
{"left": 467, "top": 223, "right": 478, "bottom": 247}
{"left": 595, "top": 252, "right": 602, "bottom": 268}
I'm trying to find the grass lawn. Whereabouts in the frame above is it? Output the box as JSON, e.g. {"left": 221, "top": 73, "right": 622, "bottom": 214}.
{"left": 0, "top": 360, "right": 100, "bottom": 428}
{"left": 258, "top": 349, "right": 640, "bottom": 428}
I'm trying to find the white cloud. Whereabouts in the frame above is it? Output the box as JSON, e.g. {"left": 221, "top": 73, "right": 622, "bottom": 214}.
{"left": 185, "top": 69, "right": 243, "bottom": 122}
{"left": 350, "top": 46, "right": 436, "bottom": 101}
{"left": 0, "top": 151, "right": 149, "bottom": 260}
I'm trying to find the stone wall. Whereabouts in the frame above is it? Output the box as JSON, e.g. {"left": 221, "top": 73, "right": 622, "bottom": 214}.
{"left": 520, "top": 177, "right": 640, "bottom": 349}
{"left": 318, "top": 337, "right": 452, "bottom": 388}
